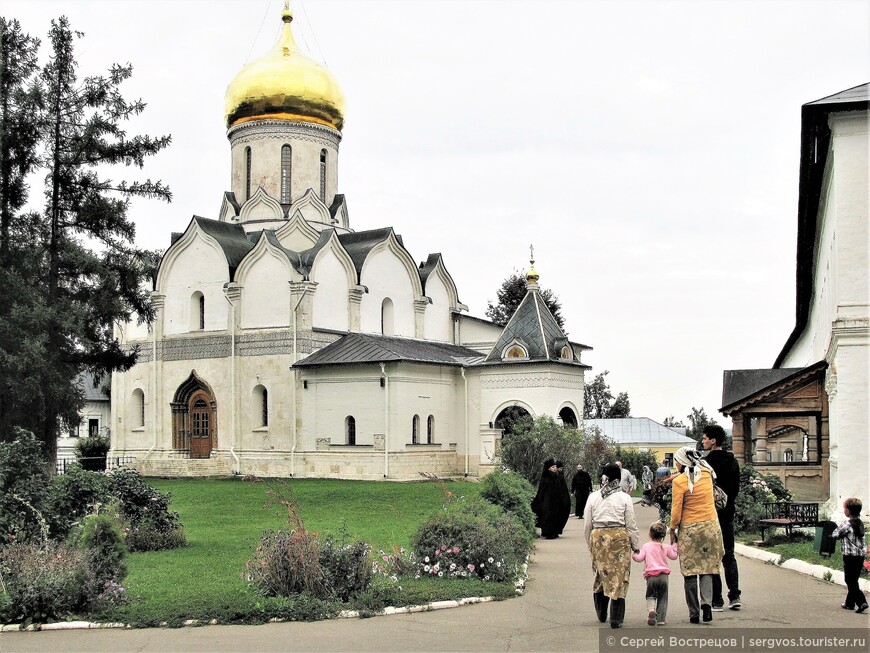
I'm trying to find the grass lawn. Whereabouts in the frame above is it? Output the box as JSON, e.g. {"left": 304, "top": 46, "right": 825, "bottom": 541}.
{"left": 739, "top": 530, "right": 849, "bottom": 572}
{"left": 96, "top": 477, "right": 518, "bottom": 627}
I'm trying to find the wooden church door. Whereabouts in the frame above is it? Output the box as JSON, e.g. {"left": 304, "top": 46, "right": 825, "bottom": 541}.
{"left": 189, "top": 392, "right": 213, "bottom": 459}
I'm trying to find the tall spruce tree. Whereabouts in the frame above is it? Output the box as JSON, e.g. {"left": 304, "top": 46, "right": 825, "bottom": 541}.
{"left": 0, "top": 16, "right": 171, "bottom": 464}
{"left": 485, "top": 270, "right": 565, "bottom": 328}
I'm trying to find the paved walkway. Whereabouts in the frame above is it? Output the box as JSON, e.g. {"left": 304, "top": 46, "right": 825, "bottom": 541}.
{"left": 2, "top": 503, "right": 867, "bottom": 652}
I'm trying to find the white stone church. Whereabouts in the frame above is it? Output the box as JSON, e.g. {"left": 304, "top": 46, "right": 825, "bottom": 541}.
{"left": 111, "top": 5, "right": 590, "bottom": 480}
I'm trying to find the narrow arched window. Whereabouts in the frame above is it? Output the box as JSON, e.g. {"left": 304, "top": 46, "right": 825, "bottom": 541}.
{"left": 346, "top": 416, "right": 356, "bottom": 445}
{"left": 132, "top": 388, "right": 145, "bottom": 428}
{"left": 381, "top": 297, "right": 394, "bottom": 336}
{"left": 280, "top": 144, "right": 292, "bottom": 203}
{"left": 427, "top": 415, "right": 434, "bottom": 444}
{"left": 412, "top": 414, "right": 420, "bottom": 444}
{"left": 245, "top": 146, "right": 252, "bottom": 200}
{"left": 261, "top": 387, "right": 269, "bottom": 427}
{"left": 191, "top": 291, "right": 205, "bottom": 330}
{"left": 319, "top": 149, "right": 327, "bottom": 201}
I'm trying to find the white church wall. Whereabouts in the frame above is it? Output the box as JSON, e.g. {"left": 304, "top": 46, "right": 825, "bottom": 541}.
{"left": 359, "top": 250, "right": 416, "bottom": 337}
{"left": 228, "top": 122, "right": 340, "bottom": 209}
{"left": 456, "top": 315, "right": 501, "bottom": 354}
{"left": 239, "top": 252, "right": 292, "bottom": 329}
{"left": 479, "top": 365, "right": 585, "bottom": 426}
{"left": 311, "top": 249, "right": 351, "bottom": 331}
{"left": 298, "top": 367, "right": 384, "bottom": 448}
{"left": 237, "top": 353, "right": 294, "bottom": 453}
{"left": 162, "top": 237, "right": 230, "bottom": 335}
{"left": 423, "top": 275, "right": 451, "bottom": 342}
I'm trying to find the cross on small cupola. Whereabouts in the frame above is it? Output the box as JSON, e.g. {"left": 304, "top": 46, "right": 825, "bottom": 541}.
{"left": 526, "top": 244, "right": 539, "bottom": 288}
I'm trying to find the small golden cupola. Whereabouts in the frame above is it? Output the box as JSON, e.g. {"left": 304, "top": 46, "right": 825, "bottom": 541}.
{"left": 526, "top": 245, "right": 540, "bottom": 287}
{"left": 224, "top": 2, "right": 345, "bottom": 131}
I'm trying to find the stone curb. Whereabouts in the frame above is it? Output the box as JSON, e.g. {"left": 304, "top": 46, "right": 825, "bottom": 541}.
{"left": 735, "top": 543, "right": 870, "bottom": 591}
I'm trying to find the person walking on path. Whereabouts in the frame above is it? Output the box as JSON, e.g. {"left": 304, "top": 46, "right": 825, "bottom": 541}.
{"left": 532, "top": 458, "right": 564, "bottom": 539}
{"left": 832, "top": 497, "right": 869, "bottom": 613}
{"left": 584, "top": 463, "right": 641, "bottom": 629}
{"left": 571, "top": 463, "right": 593, "bottom": 518}
{"left": 701, "top": 424, "right": 742, "bottom": 611}
{"left": 641, "top": 465, "right": 654, "bottom": 506}
{"left": 616, "top": 461, "right": 636, "bottom": 494}
{"left": 555, "top": 461, "right": 572, "bottom": 535}
{"left": 633, "top": 521, "right": 678, "bottom": 626}
{"left": 669, "top": 446, "right": 724, "bottom": 624}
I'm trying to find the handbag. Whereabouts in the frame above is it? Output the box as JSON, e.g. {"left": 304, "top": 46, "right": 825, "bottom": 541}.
{"left": 712, "top": 479, "right": 728, "bottom": 510}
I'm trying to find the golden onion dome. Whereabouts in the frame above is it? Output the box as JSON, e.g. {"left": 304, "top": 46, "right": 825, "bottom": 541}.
{"left": 526, "top": 247, "right": 539, "bottom": 284}
{"left": 225, "top": 4, "right": 345, "bottom": 131}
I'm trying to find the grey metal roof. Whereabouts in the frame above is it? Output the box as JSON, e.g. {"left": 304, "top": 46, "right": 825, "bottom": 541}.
{"left": 806, "top": 82, "right": 869, "bottom": 106}
{"left": 337, "top": 227, "right": 396, "bottom": 282}
{"left": 485, "top": 287, "right": 570, "bottom": 363}
{"left": 721, "top": 368, "right": 801, "bottom": 409}
{"left": 193, "top": 217, "right": 255, "bottom": 278}
{"left": 77, "top": 372, "right": 109, "bottom": 402}
{"left": 294, "top": 333, "right": 485, "bottom": 368}
{"left": 584, "top": 418, "right": 696, "bottom": 445}
{"left": 721, "top": 361, "right": 827, "bottom": 411}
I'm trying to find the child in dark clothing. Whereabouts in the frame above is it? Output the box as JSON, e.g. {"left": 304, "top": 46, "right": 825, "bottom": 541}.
{"left": 832, "top": 497, "right": 868, "bottom": 613}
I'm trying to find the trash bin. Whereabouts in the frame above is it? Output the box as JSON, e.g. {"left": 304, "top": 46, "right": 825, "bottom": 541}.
{"left": 814, "top": 520, "right": 837, "bottom": 557}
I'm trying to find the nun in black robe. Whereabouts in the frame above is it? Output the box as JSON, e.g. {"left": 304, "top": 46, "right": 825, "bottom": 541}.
{"left": 555, "top": 461, "right": 571, "bottom": 534}
{"left": 531, "top": 458, "right": 563, "bottom": 539}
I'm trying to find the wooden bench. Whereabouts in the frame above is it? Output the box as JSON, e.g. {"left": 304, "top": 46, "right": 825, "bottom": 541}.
{"left": 758, "top": 502, "right": 819, "bottom": 541}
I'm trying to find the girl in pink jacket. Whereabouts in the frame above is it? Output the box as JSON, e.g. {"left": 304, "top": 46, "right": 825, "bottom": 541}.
{"left": 632, "top": 522, "right": 679, "bottom": 625}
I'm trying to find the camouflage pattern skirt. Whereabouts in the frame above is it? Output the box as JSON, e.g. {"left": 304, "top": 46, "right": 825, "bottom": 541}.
{"left": 677, "top": 518, "right": 724, "bottom": 576}
{"left": 589, "top": 527, "right": 631, "bottom": 599}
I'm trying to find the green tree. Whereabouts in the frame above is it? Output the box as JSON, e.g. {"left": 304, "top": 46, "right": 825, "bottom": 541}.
{"left": 498, "top": 416, "right": 583, "bottom": 486}
{"left": 685, "top": 406, "right": 718, "bottom": 441}
{"left": 0, "top": 16, "right": 170, "bottom": 462}
{"left": 583, "top": 370, "right": 631, "bottom": 419}
{"left": 485, "top": 270, "right": 565, "bottom": 328}
{"left": 578, "top": 425, "right": 615, "bottom": 483}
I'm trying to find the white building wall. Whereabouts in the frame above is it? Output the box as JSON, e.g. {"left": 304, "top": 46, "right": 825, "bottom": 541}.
{"left": 311, "top": 249, "right": 350, "bottom": 332}
{"left": 162, "top": 238, "right": 230, "bottom": 335}
{"left": 239, "top": 254, "right": 292, "bottom": 329}
{"left": 359, "top": 250, "right": 415, "bottom": 337}
{"left": 781, "top": 110, "right": 869, "bottom": 517}
{"left": 424, "top": 276, "right": 451, "bottom": 342}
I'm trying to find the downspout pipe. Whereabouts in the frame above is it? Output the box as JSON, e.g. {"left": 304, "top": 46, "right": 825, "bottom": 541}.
{"left": 380, "top": 362, "right": 389, "bottom": 478}
{"left": 223, "top": 290, "right": 239, "bottom": 475}
{"left": 462, "top": 367, "right": 469, "bottom": 477}
{"left": 290, "top": 288, "right": 308, "bottom": 478}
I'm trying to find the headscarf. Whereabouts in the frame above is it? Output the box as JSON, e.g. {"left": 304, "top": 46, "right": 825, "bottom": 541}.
{"left": 673, "top": 446, "right": 716, "bottom": 494}
{"left": 600, "top": 462, "right": 621, "bottom": 499}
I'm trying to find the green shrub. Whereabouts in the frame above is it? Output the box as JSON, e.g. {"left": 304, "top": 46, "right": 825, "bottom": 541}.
{"left": 0, "top": 541, "right": 98, "bottom": 623}
{"left": 613, "top": 446, "right": 659, "bottom": 484}
{"left": 498, "top": 416, "right": 584, "bottom": 486}
{"left": 479, "top": 469, "right": 536, "bottom": 538}
{"left": 106, "top": 468, "right": 186, "bottom": 550}
{"left": 411, "top": 498, "right": 530, "bottom": 582}
{"left": 734, "top": 465, "right": 792, "bottom": 533}
{"left": 245, "top": 528, "right": 325, "bottom": 598}
{"left": 318, "top": 533, "right": 373, "bottom": 601}
{"left": 51, "top": 464, "right": 112, "bottom": 538}
{"left": 77, "top": 506, "right": 127, "bottom": 587}
{"left": 75, "top": 436, "right": 110, "bottom": 471}
{"left": 0, "top": 429, "right": 55, "bottom": 545}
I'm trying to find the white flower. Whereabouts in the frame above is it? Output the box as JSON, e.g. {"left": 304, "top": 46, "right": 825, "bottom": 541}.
{"left": 424, "top": 556, "right": 430, "bottom": 563}
{"left": 488, "top": 557, "right": 494, "bottom": 563}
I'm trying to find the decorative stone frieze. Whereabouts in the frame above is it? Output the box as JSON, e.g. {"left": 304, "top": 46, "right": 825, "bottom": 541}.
{"left": 227, "top": 120, "right": 341, "bottom": 150}
{"left": 481, "top": 374, "right": 584, "bottom": 390}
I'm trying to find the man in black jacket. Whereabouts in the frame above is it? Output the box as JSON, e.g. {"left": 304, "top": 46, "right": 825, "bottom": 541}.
{"left": 571, "top": 463, "right": 593, "bottom": 518}
{"left": 702, "top": 424, "right": 742, "bottom": 610}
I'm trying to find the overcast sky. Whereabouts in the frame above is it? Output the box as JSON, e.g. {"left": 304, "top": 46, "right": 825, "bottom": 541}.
{"left": 6, "top": 0, "right": 870, "bottom": 425}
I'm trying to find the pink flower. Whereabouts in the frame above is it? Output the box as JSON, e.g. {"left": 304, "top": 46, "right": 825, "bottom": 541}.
{"left": 382, "top": 555, "right": 389, "bottom": 561}
{"left": 452, "top": 546, "right": 460, "bottom": 553}
{"left": 468, "top": 564, "right": 475, "bottom": 572}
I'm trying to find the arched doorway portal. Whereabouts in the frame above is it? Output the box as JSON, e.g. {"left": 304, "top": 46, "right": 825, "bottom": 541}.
{"left": 559, "top": 406, "right": 578, "bottom": 428}
{"left": 171, "top": 371, "right": 217, "bottom": 459}
{"left": 494, "top": 405, "right": 532, "bottom": 436}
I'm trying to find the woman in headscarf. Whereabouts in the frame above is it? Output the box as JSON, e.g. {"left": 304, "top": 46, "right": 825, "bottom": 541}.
{"left": 584, "top": 462, "right": 640, "bottom": 628}
{"left": 531, "top": 458, "right": 563, "bottom": 539}
{"left": 641, "top": 465, "right": 654, "bottom": 506}
{"left": 668, "top": 446, "right": 724, "bottom": 624}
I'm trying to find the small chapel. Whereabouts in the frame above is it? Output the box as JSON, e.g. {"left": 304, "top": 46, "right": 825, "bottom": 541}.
{"left": 111, "top": 4, "right": 591, "bottom": 480}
